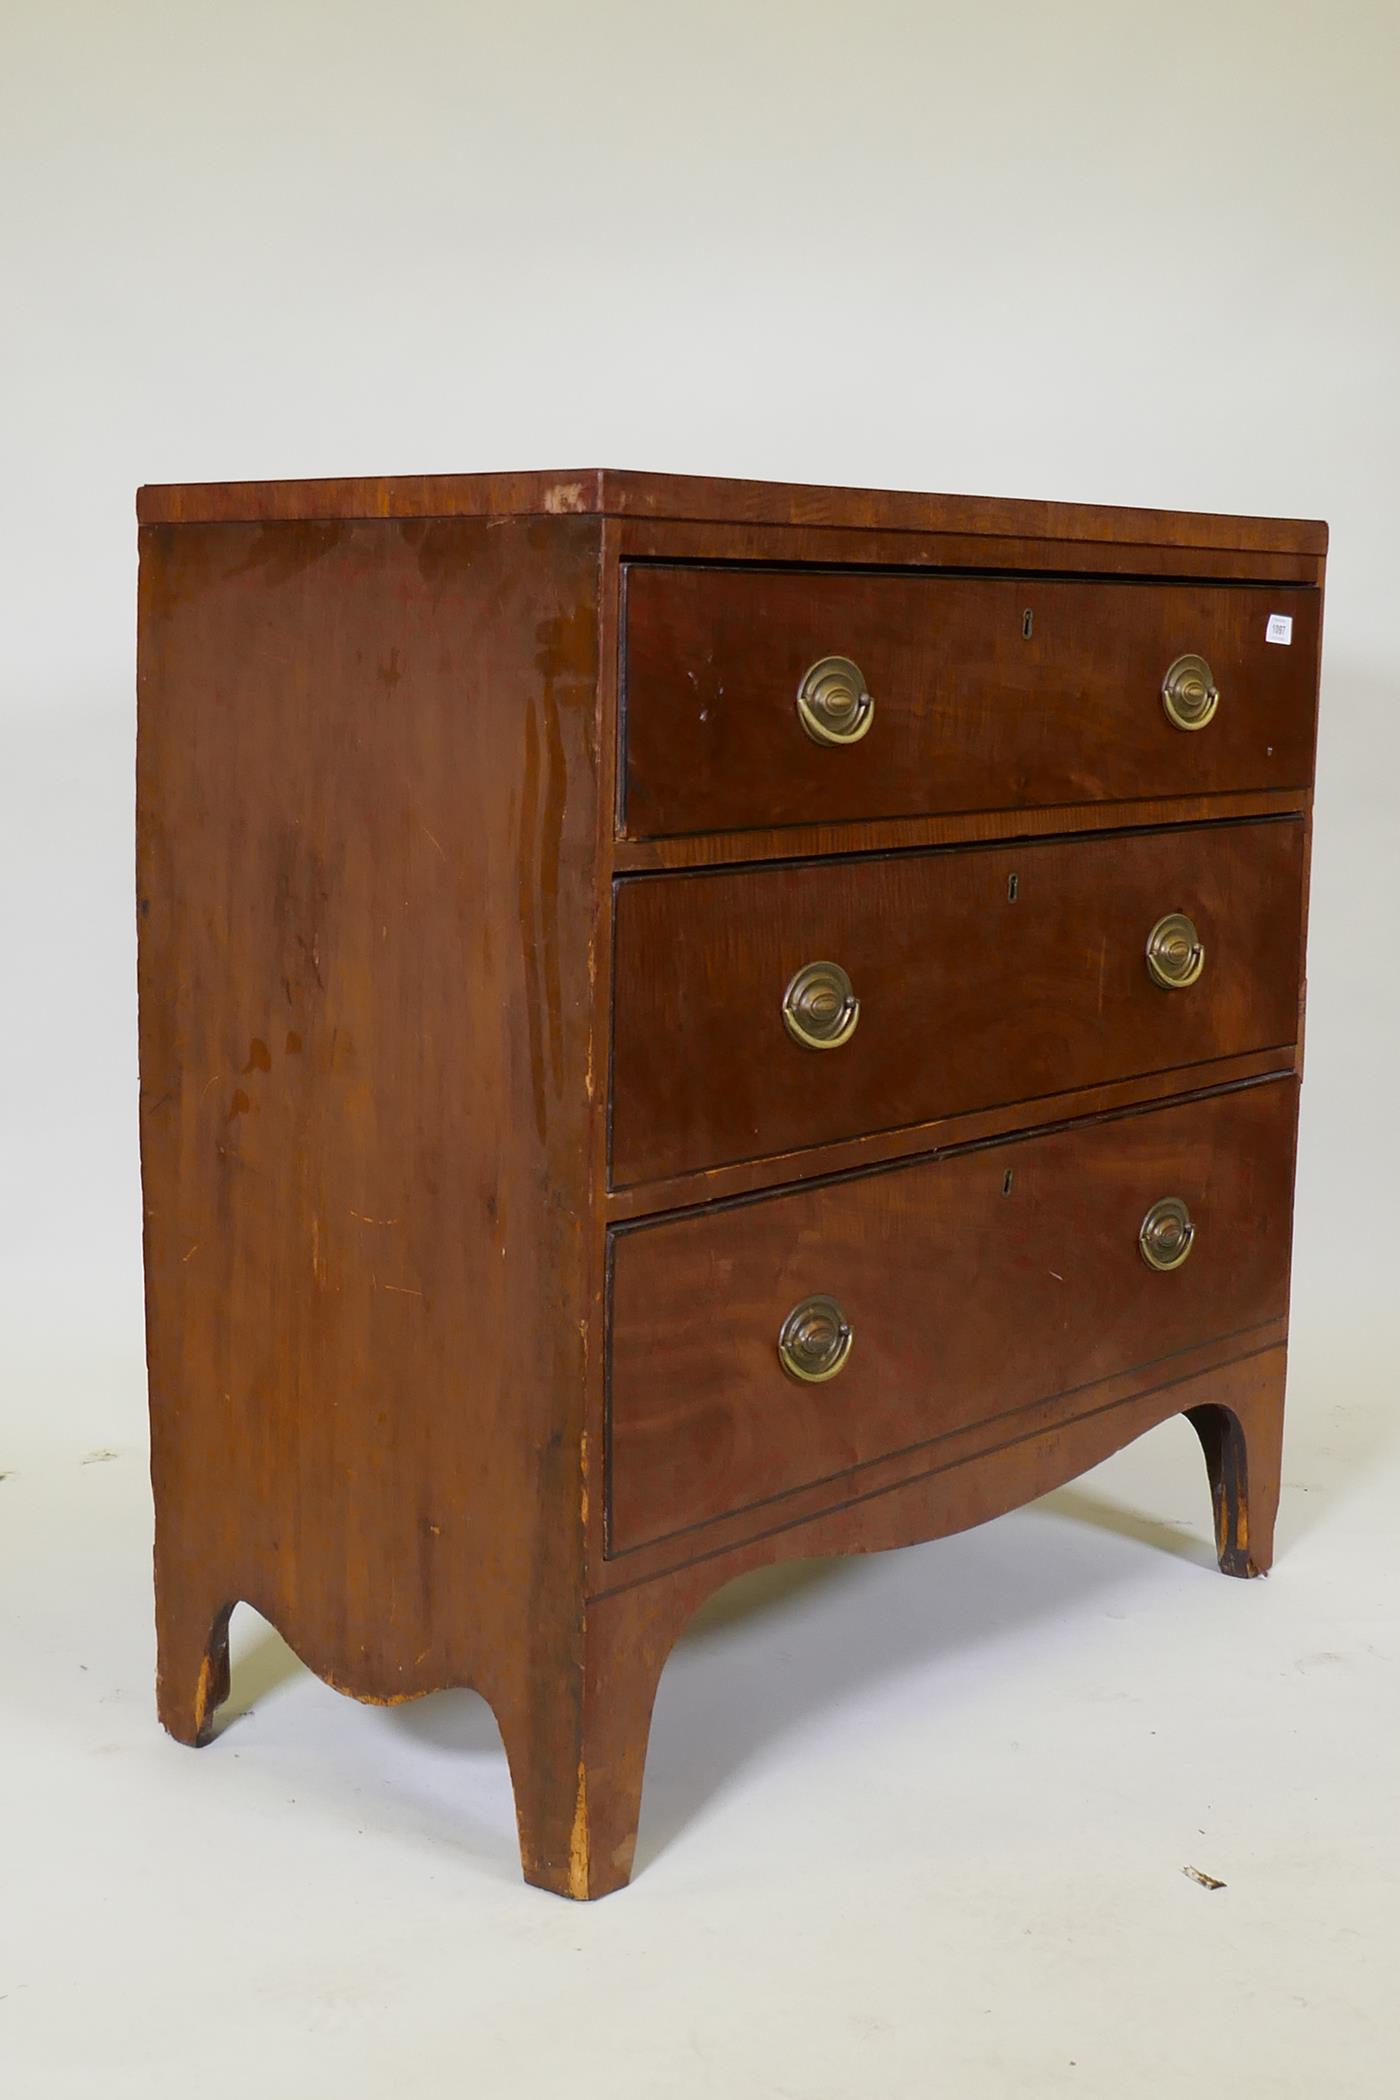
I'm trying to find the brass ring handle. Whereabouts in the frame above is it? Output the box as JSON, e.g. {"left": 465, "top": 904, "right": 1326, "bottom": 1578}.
{"left": 796, "top": 655, "right": 874, "bottom": 746}
{"left": 778, "top": 1294, "right": 854, "bottom": 1383}
{"left": 782, "top": 960, "right": 860, "bottom": 1050}
{"left": 1140, "top": 1196, "right": 1196, "bottom": 1272}
{"left": 1162, "top": 652, "right": 1220, "bottom": 731}
{"left": 1146, "top": 911, "right": 1205, "bottom": 990}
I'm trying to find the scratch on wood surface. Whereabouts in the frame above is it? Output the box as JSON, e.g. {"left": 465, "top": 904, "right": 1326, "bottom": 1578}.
{"left": 544, "top": 481, "right": 586, "bottom": 515}
{"left": 419, "top": 820, "right": 447, "bottom": 861}
{"left": 580, "top": 1428, "right": 590, "bottom": 1528}
{"left": 349, "top": 1209, "right": 401, "bottom": 1227}
{"left": 379, "top": 1282, "right": 423, "bottom": 1299}
{"left": 568, "top": 1761, "right": 590, "bottom": 1898}
{"left": 584, "top": 931, "right": 598, "bottom": 1102}
{"left": 320, "top": 1668, "right": 419, "bottom": 1706}
{"left": 181, "top": 1243, "right": 201, "bottom": 1263}
{"left": 193, "top": 1652, "right": 215, "bottom": 1735}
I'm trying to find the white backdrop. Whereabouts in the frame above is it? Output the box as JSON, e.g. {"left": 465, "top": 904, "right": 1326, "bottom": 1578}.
{"left": 5, "top": 0, "right": 1397, "bottom": 1451}
{"left": 3, "top": 3, "right": 1398, "bottom": 2094}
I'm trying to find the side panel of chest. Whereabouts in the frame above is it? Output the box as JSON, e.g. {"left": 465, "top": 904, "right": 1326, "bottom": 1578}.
{"left": 138, "top": 515, "right": 607, "bottom": 1700}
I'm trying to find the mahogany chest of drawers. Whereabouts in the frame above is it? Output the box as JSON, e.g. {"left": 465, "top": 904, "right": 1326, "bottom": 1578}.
{"left": 136, "top": 470, "right": 1326, "bottom": 1898}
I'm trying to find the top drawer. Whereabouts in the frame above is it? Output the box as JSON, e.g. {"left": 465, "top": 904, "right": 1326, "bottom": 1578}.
{"left": 621, "top": 566, "right": 1320, "bottom": 838}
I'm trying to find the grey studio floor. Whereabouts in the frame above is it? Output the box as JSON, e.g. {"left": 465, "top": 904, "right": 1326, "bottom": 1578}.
{"left": 4, "top": 1277, "right": 1396, "bottom": 2099}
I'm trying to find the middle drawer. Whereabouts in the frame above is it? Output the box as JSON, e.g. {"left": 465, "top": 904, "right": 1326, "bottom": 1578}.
{"left": 611, "top": 817, "right": 1303, "bottom": 1186}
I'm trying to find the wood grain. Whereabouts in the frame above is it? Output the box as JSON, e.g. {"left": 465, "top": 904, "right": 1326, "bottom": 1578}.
{"left": 612, "top": 788, "right": 1309, "bottom": 874}
{"left": 615, "top": 518, "right": 1325, "bottom": 586}
{"left": 137, "top": 512, "right": 613, "bottom": 1890}
{"left": 611, "top": 817, "right": 1304, "bottom": 1186}
{"left": 137, "top": 468, "right": 1328, "bottom": 557}
{"left": 607, "top": 1081, "right": 1296, "bottom": 1553}
{"left": 603, "top": 1050, "right": 1298, "bottom": 1223}
{"left": 595, "top": 1321, "right": 1286, "bottom": 1591}
{"left": 622, "top": 566, "right": 1320, "bottom": 838}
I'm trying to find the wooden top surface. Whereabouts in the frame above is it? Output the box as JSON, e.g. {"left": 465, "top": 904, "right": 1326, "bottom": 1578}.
{"left": 136, "top": 467, "right": 1329, "bottom": 555}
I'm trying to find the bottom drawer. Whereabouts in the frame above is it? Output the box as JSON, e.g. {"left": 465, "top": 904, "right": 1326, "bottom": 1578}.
{"left": 606, "top": 1081, "right": 1296, "bottom": 1555}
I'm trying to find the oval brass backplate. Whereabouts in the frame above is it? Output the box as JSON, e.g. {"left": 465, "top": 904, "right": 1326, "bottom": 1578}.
{"left": 796, "top": 655, "right": 874, "bottom": 746}
{"left": 1139, "top": 1196, "right": 1196, "bottom": 1272}
{"left": 777, "top": 1294, "right": 854, "bottom": 1383}
{"left": 782, "top": 959, "right": 860, "bottom": 1050}
{"left": 1162, "top": 652, "right": 1220, "bottom": 731}
{"left": 1146, "top": 911, "right": 1205, "bottom": 990}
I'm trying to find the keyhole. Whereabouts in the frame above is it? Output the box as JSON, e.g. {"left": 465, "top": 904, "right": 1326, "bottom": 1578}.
{"left": 1002, "top": 1169, "right": 1014, "bottom": 1195}
{"left": 1022, "top": 609, "right": 1034, "bottom": 639}
{"left": 1008, "top": 872, "right": 1019, "bottom": 902}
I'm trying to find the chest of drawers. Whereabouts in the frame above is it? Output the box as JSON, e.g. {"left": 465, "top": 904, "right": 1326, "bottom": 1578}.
{"left": 136, "top": 469, "right": 1325, "bottom": 1898}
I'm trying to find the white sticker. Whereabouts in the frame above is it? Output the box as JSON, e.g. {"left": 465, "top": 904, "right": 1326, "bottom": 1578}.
{"left": 1265, "top": 613, "right": 1293, "bottom": 645}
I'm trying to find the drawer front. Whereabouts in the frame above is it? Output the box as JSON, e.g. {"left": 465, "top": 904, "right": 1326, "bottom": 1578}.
{"left": 607, "top": 1080, "right": 1296, "bottom": 1555}
{"left": 622, "top": 566, "right": 1319, "bottom": 837}
{"left": 611, "top": 817, "right": 1302, "bottom": 1187}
